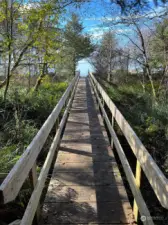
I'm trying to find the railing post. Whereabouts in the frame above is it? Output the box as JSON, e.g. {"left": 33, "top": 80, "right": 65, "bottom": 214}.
{"left": 56, "top": 117, "right": 59, "bottom": 131}
{"left": 133, "top": 160, "right": 142, "bottom": 222}
{"left": 29, "top": 162, "right": 40, "bottom": 224}
{"left": 102, "top": 96, "right": 104, "bottom": 107}
{"left": 111, "top": 114, "right": 114, "bottom": 149}
{"left": 92, "top": 79, "right": 99, "bottom": 108}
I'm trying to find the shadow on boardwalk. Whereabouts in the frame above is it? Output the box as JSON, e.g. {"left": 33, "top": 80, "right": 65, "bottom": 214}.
{"left": 41, "top": 78, "right": 134, "bottom": 225}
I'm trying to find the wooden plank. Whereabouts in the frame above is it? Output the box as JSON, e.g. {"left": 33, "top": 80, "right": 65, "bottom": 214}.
{"left": 0, "top": 75, "right": 78, "bottom": 204}
{"left": 29, "top": 162, "right": 40, "bottom": 223}
{"left": 90, "top": 76, "right": 154, "bottom": 225}
{"left": 20, "top": 75, "right": 79, "bottom": 225}
{"left": 49, "top": 171, "right": 123, "bottom": 186}
{"left": 90, "top": 72, "right": 168, "bottom": 210}
{"left": 29, "top": 163, "right": 38, "bottom": 188}
{"left": 40, "top": 78, "right": 135, "bottom": 225}
{"left": 41, "top": 201, "right": 133, "bottom": 224}
{"left": 111, "top": 114, "right": 114, "bottom": 149}
{"left": 133, "top": 160, "right": 142, "bottom": 222}
{"left": 9, "top": 220, "right": 21, "bottom": 225}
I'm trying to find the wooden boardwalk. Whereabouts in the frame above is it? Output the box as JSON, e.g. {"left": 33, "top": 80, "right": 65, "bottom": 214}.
{"left": 41, "top": 78, "right": 135, "bottom": 224}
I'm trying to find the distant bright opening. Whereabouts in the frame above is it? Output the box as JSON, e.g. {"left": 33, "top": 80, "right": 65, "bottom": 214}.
{"left": 77, "top": 59, "right": 94, "bottom": 77}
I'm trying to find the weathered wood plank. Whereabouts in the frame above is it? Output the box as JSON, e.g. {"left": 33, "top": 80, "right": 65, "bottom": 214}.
{"left": 133, "top": 160, "right": 142, "bottom": 222}
{"left": 29, "top": 162, "right": 40, "bottom": 223}
{"left": 90, "top": 72, "right": 168, "bottom": 210}
{"left": 19, "top": 75, "right": 79, "bottom": 225}
{"left": 90, "top": 76, "right": 154, "bottom": 225}
{"left": 41, "top": 201, "right": 133, "bottom": 224}
{"left": 0, "top": 75, "right": 78, "bottom": 204}
{"left": 40, "top": 78, "right": 135, "bottom": 225}
{"left": 9, "top": 220, "right": 21, "bottom": 225}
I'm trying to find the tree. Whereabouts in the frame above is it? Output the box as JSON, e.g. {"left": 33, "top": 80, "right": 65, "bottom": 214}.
{"left": 0, "top": 0, "right": 86, "bottom": 99}
{"left": 150, "top": 18, "right": 168, "bottom": 94}
{"left": 91, "top": 31, "right": 118, "bottom": 82}
{"left": 33, "top": 21, "right": 62, "bottom": 91}
{"left": 107, "top": 0, "right": 168, "bottom": 14}
{"left": 63, "top": 13, "right": 94, "bottom": 76}
{"left": 110, "top": 15, "right": 157, "bottom": 99}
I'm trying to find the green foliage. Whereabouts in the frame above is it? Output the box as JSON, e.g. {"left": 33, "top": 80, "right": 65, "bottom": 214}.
{"left": 102, "top": 80, "right": 168, "bottom": 175}
{"left": 0, "top": 79, "right": 67, "bottom": 175}
{"left": 91, "top": 31, "right": 117, "bottom": 80}
{"left": 26, "top": 78, "right": 67, "bottom": 123}
{"left": 0, "top": 145, "right": 18, "bottom": 173}
{"left": 150, "top": 18, "right": 168, "bottom": 69}
{"left": 61, "top": 13, "right": 94, "bottom": 76}
{"left": 0, "top": 72, "right": 68, "bottom": 225}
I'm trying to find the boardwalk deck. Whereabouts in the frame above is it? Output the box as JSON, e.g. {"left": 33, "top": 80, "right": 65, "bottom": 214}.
{"left": 41, "top": 78, "right": 135, "bottom": 224}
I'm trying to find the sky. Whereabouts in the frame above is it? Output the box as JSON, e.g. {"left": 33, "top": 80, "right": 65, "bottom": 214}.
{"left": 68, "top": 0, "right": 120, "bottom": 76}
{"left": 67, "top": 0, "right": 167, "bottom": 76}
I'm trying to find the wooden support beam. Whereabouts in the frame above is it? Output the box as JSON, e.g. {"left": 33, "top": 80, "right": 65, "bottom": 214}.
{"left": 29, "top": 162, "right": 40, "bottom": 224}
{"left": 56, "top": 117, "right": 60, "bottom": 132}
{"left": 111, "top": 114, "right": 114, "bottom": 149}
{"left": 9, "top": 220, "right": 21, "bottom": 225}
{"left": 133, "top": 160, "right": 142, "bottom": 222}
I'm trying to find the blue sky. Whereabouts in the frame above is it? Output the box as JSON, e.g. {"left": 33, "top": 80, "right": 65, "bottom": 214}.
{"left": 73, "top": 0, "right": 121, "bottom": 76}
{"left": 67, "top": 0, "right": 167, "bottom": 76}
{"left": 77, "top": 59, "right": 94, "bottom": 76}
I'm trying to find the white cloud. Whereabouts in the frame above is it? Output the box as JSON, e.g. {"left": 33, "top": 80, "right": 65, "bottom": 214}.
{"left": 20, "top": 2, "right": 40, "bottom": 12}
{"left": 84, "top": 6, "right": 168, "bottom": 23}
{"left": 84, "top": 16, "right": 120, "bottom": 22}
{"left": 88, "top": 27, "right": 131, "bottom": 40}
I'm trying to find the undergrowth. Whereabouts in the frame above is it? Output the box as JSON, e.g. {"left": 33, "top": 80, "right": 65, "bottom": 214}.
{"left": 101, "top": 79, "right": 168, "bottom": 176}
{"left": 0, "top": 76, "right": 68, "bottom": 177}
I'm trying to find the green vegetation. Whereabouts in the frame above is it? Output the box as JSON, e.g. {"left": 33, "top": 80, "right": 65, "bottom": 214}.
{"left": 0, "top": 0, "right": 93, "bottom": 178}
{"left": 99, "top": 78, "right": 168, "bottom": 175}
{"left": 0, "top": 76, "right": 67, "bottom": 176}
{"left": 0, "top": 1, "right": 94, "bottom": 221}
{"left": 91, "top": 16, "right": 168, "bottom": 177}
{"left": 0, "top": 0, "right": 168, "bottom": 223}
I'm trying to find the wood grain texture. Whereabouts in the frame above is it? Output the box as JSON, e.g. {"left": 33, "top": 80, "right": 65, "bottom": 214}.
{"left": 9, "top": 220, "right": 21, "bottom": 225}
{"left": 20, "top": 75, "right": 79, "bottom": 225}
{"left": 90, "top": 72, "right": 168, "bottom": 210}
{"left": 40, "top": 78, "right": 135, "bottom": 225}
{"left": 90, "top": 76, "right": 153, "bottom": 225}
{"left": 0, "top": 75, "right": 78, "bottom": 204}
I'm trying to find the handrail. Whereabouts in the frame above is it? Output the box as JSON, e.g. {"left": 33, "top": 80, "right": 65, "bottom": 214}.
{"left": 20, "top": 76, "right": 79, "bottom": 225}
{"left": 0, "top": 74, "right": 79, "bottom": 205}
{"left": 89, "top": 72, "right": 168, "bottom": 224}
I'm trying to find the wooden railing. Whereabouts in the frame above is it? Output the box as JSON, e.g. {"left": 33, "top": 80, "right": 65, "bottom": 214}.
{"left": 0, "top": 74, "right": 79, "bottom": 225}
{"left": 89, "top": 72, "right": 168, "bottom": 225}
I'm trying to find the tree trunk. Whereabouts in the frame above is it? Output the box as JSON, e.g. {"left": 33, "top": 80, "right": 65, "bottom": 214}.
{"left": 33, "top": 63, "right": 47, "bottom": 92}
{"left": 73, "top": 53, "right": 76, "bottom": 77}
{"left": 28, "top": 63, "right": 31, "bottom": 92}
{"left": 134, "top": 22, "right": 156, "bottom": 100}
{"left": 4, "top": 0, "right": 12, "bottom": 100}
{"left": 146, "top": 65, "right": 156, "bottom": 99}
{"left": 107, "top": 73, "right": 110, "bottom": 82}
{"left": 4, "top": 54, "right": 11, "bottom": 100}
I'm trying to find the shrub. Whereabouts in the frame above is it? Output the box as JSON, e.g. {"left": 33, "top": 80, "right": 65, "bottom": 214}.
{"left": 0, "top": 79, "right": 68, "bottom": 176}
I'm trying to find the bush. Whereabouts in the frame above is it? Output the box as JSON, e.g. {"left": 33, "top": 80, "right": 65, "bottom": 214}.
{"left": 102, "top": 80, "right": 168, "bottom": 176}
{"left": 0, "top": 78, "right": 68, "bottom": 177}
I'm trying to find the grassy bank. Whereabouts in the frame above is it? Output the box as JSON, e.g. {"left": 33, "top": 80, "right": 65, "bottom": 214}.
{"left": 0, "top": 76, "right": 68, "bottom": 224}
{"left": 100, "top": 79, "right": 168, "bottom": 176}
{"left": 98, "top": 78, "right": 168, "bottom": 224}
{"left": 0, "top": 76, "right": 68, "bottom": 179}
